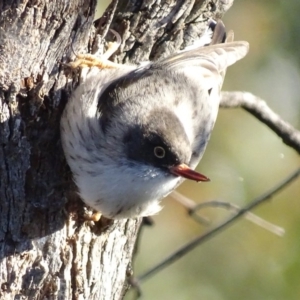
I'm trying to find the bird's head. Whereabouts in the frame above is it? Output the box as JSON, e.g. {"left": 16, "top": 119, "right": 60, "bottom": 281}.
{"left": 122, "top": 107, "right": 209, "bottom": 182}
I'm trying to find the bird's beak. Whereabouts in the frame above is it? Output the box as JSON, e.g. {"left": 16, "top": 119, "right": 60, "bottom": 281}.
{"left": 170, "top": 164, "right": 210, "bottom": 182}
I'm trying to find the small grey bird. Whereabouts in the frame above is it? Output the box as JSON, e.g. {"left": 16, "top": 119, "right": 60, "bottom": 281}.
{"left": 60, "top": 21, "right": 249, "bottom": 219}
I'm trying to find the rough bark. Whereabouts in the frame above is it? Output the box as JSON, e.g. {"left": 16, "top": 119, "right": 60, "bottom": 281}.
{"left": 0, "top": 0, "right": 233, "bottom": 299}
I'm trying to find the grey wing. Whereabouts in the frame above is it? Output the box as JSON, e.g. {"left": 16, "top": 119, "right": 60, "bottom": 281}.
{"left": 152, "top": 41, "right": 249, "bottom": 86}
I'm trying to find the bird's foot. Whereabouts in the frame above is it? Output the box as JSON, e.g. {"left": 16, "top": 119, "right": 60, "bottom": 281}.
{"left": 84, "top": 210, "right": 102, "bottom": 222}
{"left": 68, "top": 29, "right": 122, "bottom": 70}
{"left": 68, "top": 54, "right": 121, "bottom": 69}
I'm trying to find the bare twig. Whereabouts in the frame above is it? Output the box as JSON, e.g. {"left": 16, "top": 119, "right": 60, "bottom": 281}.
{"left": 136, "top": 167, "right": 300, "bottom": 283}
{"left": 171, "top": 191, "right": 285, "bottom": 236}
{"left": 95, "top": 0, "right": 119, "bottom": 38}
{"left": 220, "top": 91, "right": 300, "bottom": 154}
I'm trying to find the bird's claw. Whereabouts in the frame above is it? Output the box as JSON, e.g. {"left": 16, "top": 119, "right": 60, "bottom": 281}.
{"left": 68, "top": 29, "right": 122, "bottom": 70}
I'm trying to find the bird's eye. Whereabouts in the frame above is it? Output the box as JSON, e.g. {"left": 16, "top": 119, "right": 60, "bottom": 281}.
{"left": 154, "top": 146, "right": 165, "bottom": 158}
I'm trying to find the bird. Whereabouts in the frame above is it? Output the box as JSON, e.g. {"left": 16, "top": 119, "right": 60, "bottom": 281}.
{"left": 60, "top": 20, "right": 249, "bottom": 219}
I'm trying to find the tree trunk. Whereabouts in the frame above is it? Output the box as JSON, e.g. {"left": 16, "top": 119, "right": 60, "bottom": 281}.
{"left": 0, "top": 0, "right": 233, "bottom": 299}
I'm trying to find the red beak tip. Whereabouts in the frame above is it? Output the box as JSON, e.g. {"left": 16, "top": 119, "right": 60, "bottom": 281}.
{"left": 201, "top": 177, "right": 210, "bottom": 182}
{"left": 170, "top": 164, "right": 210, "bottom": 183}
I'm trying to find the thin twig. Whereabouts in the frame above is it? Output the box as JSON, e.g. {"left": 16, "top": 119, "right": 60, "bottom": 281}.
{"left": 171, "top": 192, "right": 285, "bottom": 236}
{"left": 171, "top": 192, "right": 210, "bottom": 225}
{"left": 136, "top": 167, "right": 300, "bottom": 283}
{"left": 220, "top": 91, "right": 300, "bottom": 154}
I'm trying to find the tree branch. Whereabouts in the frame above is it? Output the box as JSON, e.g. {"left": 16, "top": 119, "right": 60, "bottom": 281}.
{"left": 220, "top": 91, "right": 300, "bottom": 154}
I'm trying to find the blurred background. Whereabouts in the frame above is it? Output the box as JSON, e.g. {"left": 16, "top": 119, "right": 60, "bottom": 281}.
{"left": 98, "top": 1, "right": 300, "bottom": 299}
